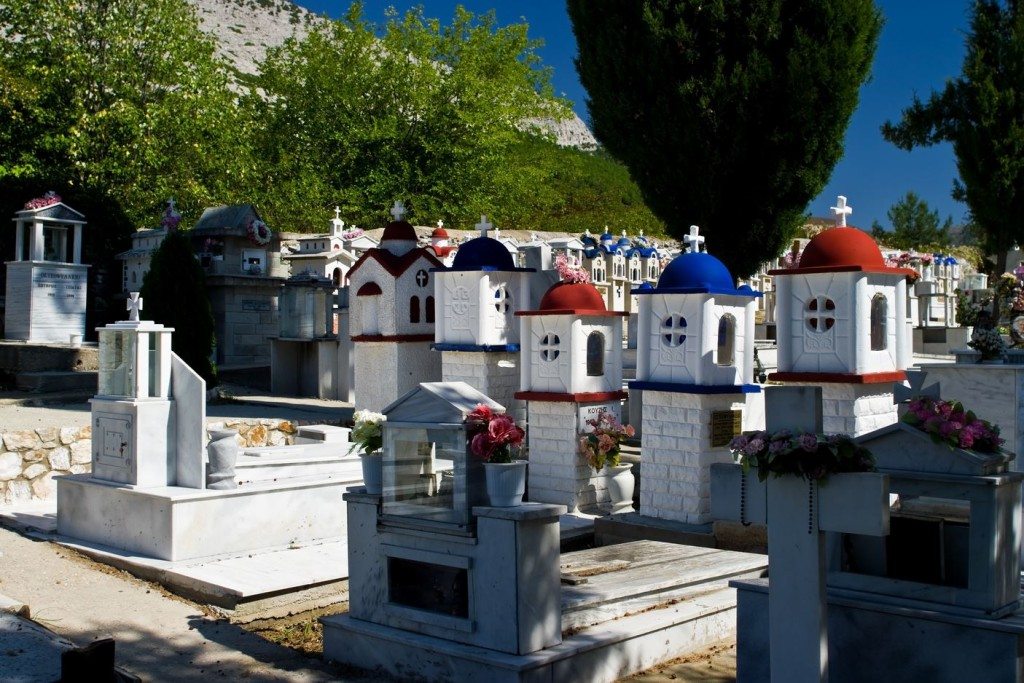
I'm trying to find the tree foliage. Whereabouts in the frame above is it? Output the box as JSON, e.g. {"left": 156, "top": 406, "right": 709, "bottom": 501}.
{"left": 140, "top": 230, "right": 218, "bottom": 385}
{"left": 870, "top": 191, "right": 952, "bottom": 250}
{"left": 882, "top": 0, "right": 1024, "bottom": 274}
{"left": 567, "top": 0, "right": 883, "bottom": 278}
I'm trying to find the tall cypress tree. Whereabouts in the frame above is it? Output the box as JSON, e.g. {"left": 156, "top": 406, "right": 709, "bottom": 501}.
{"left": 140, "top": 221, "right": 217, "bottom": 385}
{"left": 567, "top": 0, "right": 882, "bottom": 278}
{"left": 882, "top": 0, "right": 1024, "bottom": 277}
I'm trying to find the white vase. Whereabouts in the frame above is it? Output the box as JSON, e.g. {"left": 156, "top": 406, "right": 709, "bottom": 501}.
{"left": 361, "top": 451, "right": 383, "bottom": 495}
{"left": 206, "top": 429, "right": 239, "bottom": 490}
{"left": 605, "top": 463, "right": 635, "bottom": 514}
{"left": 484, "top": 460, "right": 528, "bottom": 507}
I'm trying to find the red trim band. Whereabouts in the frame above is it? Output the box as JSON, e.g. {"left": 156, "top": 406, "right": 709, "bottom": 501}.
{"left": 516, "top": 309, "right": 628, "bottom": 317}
{"left": 770, "top": 371, "right": 907, "bottom": 384}
{"left": 351, "top": 334, "right": 435, "bottom": 343}
{"left": 514, "top": 390, "right": 627, "bottom": 402}
{"left": 768, "top": 265, "right": 917, "bottom": 277}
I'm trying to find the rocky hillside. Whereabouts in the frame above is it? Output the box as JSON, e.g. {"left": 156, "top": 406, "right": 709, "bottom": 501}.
{"left": 188, "top": 0, "right": 596, "bottom": 148}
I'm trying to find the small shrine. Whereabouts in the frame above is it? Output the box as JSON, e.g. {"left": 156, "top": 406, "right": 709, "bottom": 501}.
{"left": 515, "top": 275, "right": 626, "bottom": 511}
{"left": 433, "top": 216, "right": 534, "bottom": 424}
{"left": 5, "top": 193, "right": 89, "bottom": 343}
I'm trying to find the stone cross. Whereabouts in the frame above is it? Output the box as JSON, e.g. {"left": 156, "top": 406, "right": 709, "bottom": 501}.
{"left": 830, "top": 195, "right": 852, "bottom": 227}
{"left": 437, "top": 220, "right": 443, "bottom": 229}
{"left": 476, "top": 215, "right": 493, "bottom": 238}
{"left": 894, "top": 369, "right": 941, "bottom": 404}
{"left": 127, "top": 292, "right": 143, "bottom": 322}
{"left": 390, "top": 200, "right": 407, "bottom": 221}
{"left": 334, "top": 206, "right": 341, "bottom": 221}
{"left": 710, "top": 386, "right": 890, "bottom": 683}
{"left": 684, "top": 225, "right": 705, "bottom": 253}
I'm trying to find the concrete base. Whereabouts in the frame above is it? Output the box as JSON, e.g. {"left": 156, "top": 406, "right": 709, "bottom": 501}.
{"left": 913, "top": 325, "right": 972, "bottom": 356}
{"left": 56, "top": 473, "right": 351, "bottom": 562}
{"left": 733, "top": 578, "right": 1024, "bottom": 682}
{"left": 593, "top": 511, "right": 715, "bottom": 548}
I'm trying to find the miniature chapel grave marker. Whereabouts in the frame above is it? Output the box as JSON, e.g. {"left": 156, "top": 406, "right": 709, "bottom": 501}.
{"left": 711, "top": 385, "right": 890, "bottom": 682}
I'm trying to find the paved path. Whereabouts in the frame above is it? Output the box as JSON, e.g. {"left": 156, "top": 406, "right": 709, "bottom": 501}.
{"left": 0, "top": 527, "right": 372, "bottom": 682}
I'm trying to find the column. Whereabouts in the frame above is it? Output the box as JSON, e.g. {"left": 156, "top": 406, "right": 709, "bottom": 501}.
{"left": 30, "top": 221, "right": 44, "bottom": 261}
{"left": 14, "top": 219, "right": 24, "bottom": 261}
{"left": 72, "top": 223, "right": 83, "bottom": 264}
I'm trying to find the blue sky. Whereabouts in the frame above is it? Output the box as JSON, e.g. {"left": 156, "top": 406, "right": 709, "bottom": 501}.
{"left": 297, "top": 1, "right": 971, "bottom": 230}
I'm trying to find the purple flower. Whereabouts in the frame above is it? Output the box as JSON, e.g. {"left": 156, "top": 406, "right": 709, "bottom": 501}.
{"left": 729, "top": 435, "right": 749, "bottom": 452}
{"left": 744, "top": 438, "right": 766, "bottom": 456}
{"left": 797, "top": 433, "right": 818, "bottom": 452}
{"left": 768, "top": 439, "right": 790, "bottom": 455}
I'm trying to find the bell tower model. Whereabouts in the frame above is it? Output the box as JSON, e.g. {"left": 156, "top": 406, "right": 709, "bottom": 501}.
{"left": 433, "top": 217, "right": 533, "bottom": 424}
{"left": 515, "top": 278, "right": 626, "bottom": 512}
{"left": 632, "top": 226, "right": 762, "bottom": 524}
{"left": 770, "top": 196, "right": 915, "bottom": 435}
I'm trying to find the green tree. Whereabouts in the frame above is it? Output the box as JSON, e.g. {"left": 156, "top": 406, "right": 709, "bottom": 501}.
{"left": 140, "top": 228, "right": 217, "bottom": 385}
{"left": 247, "top": 3, "right": 570, "bottom": 230}
{"left": 567, "top": 0, "right": 882, "bottom": 278}
{"left": 0, "top": 0, "right": 253, "bottom": 227}
{"left": 870, "top": 191, "right": 952, "bottom": 249}
{"left": 882, "top": 1, "right": 1024, "bottom": 276}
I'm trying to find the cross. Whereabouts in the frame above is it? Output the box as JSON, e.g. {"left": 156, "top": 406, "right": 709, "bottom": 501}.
{"left": 830, "top": 195, "right": 852, "bottom": 227}
{"left": 476, "top": 215, "right": 493, "bottom": 238}
{"left": 334, "top": 206, "right": 341, "bottom": 221}
{"left": 437, "top": 220, "right": 444, "bottom": 229}
{"left": 893, "top": 369, "right": 941, "bottom": 404}
{"left": 805, "top": 295, "right": 836, "bottom": 332}
{"left": 390, "top": 200, "right": 407, "bottom": 221}
{"left": 127, "top": 292, "right": 143, "bottom": 322}
{"left": 539, "top": 333, "right": 560, "bottom": 361}
{"left": 710, "top": 386, "right": 890, "bottom": 683}
{"left": 415, "top": 269, "right": 429, "bottom": 287}
{"left": 684, "top": 225, "right": 705, "bottom": 253}
{"left": 494, "top": 286, "right": 511, "bottom": 313}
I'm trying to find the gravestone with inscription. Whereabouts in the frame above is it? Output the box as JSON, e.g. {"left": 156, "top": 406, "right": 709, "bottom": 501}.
{"left": 5, "top": 196, "right": 89, "bottom": 343}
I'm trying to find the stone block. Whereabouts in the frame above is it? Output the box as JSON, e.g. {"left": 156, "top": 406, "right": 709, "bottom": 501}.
{"left": 31, "top": 472, "right": 56, "bottom": 499}
{"left": 4, "top": 480, "right": 31, "bottom": 505}
{"left": 59, "top": 426, "right": 78, "bottom": 445}
{"left": 3, "top": 430, "right": 40, "bottom": 451}
{"left": 35, "top": 427, "right": 58, "bottom": 443}
{"left": 70, "top": 441, "right": 91, "bottom": 465}
{"left": 70, "top": 464, "right": 90, "bottom": 475}
{"left": 0, "top": 453, "right": 23, "bottom": 480}
{"left": 48, "top": 447, "right": 71, "bottom": 471}
{"left": 22, "top": 448, "right": 47, "bottom": 463}
{"left": 77, "top": 425, "right": 92, "bottom": 440}
{"left": 22, "top": 463, "right": 47, "bottom": 479}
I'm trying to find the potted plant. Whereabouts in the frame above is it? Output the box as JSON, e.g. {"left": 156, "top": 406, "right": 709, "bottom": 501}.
{"left": 350, "top": 409, "right": 386, "bottom": 495}
{"left": 466, "top": 404, "right": 527, "bottom": 507}
{"left": 578, "top": 408, "right": 636, "bottom": 514}
{"left": 968, "top": 326, "right": 1006, "bottom": 363}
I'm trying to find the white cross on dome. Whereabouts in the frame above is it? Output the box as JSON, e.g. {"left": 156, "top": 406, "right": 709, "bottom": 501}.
{"left": 390, "top": 200, "right": 407, "bottom": 221}
{"left": 684, "top": 225, "right": 705, "bottom": 253}
{"left": 831, "top": 195, "right": 852, "bottom": 227}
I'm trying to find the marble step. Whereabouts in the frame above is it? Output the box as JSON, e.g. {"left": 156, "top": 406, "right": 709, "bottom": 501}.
{"left": 234, "top": 453, "right": 362, "bottom": 485}
{"left": 15, "top": 370, "right": 97, "bottom": 393}
{"left": 560, "top": 540, "right": 767, "bottom": 631}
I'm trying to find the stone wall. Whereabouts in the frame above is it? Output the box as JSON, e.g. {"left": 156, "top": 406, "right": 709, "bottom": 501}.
{"left": 526, "top": 400, "right": 609, "bottom": 512}
{"left": 0, "top": 418, "right": 337, "bottom": 506}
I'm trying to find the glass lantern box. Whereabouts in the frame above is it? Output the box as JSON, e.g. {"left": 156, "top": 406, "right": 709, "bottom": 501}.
{"left": 380, "top": 382, "right": 504, "bottom": 531}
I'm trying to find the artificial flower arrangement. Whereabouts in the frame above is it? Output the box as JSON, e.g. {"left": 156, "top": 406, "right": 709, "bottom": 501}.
{"left": 349, "top": 409, "right": 386, "bottom": 456}
{"left": 968, "top": 326, "right": 1006, "bottom": 360}
{"left": 24, "top": 191, "right": 61, "bottom": 210}
{"left": 554, "top": 252, "right": 591, "bottom": 284}
{"left": 578, "top": 409, "right": 635, "bottom": 472}
{"left": 247, "top": 217, "right": 272, "bottom": 246}
{"left": 161, "top": 200, "right": 181, "bottom": 231}
{"left": 466, "top": 404, "right": 524, "bottom": 464}
{"left": 902, "top": 397, "right": 1003, "bottom": 453}
{"left": 340, "top": 227, "right": 364, "bottom": 240}
{"left": 729, "top": 430, "right": 875, "bottom": 482}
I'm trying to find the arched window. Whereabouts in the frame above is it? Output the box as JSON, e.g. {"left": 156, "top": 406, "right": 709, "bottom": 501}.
{"left": 540, "top": 333, "right": 560, "bottom": 361}
{"left": 716, "top": 314, "right": 736, "bottom": 366}
{"left": 805, "top": 297, "right": 836, "bottom": 332}
{"left": 493, "top": 285, "right": 511, "bottom": 313}
{"left": 871, "top": 294, "right": 888, "bottom": 350}
{"left": 661, "top": 314, "right": 687, "bottom": 347}
{"left": 586, "top": 332, "right": 605, "bottom": 376}
{"left": 410, "top": 296, "right": 420, "bottom": 323}
{"left": 425, "top": 296, "right": 435, "bottom": 323}
{"left": 332, "top": 268, "right": 342, "bottom": 287}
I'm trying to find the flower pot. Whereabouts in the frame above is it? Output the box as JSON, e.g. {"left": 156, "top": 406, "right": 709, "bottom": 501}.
{"left": 605, "top": 463, "right": 635, "bottom": 514}
{"left": 484, "top": 460, "right": 528, "bottom": 507}
{"left": 361, "top": 451, "right": 383, "bottom": 495}
{"left": 206, "top": 429, "right": 239, "bottom": 490}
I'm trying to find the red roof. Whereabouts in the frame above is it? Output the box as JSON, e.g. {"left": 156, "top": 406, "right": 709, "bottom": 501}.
{"left": 517, "top": 281, "right": 626, "bottom": 317}
{"left": 347, "top": 246, "right": 445, "bottom": 282}
{"left": 381, "top": 219, "right": 417, "bottom": 243}
{"left": 769, "top": 227, "right": 916, "bottom": 276}
{"left": 428, "top": 245, "right": 456, "bottom": 257}
{"left": 431, "top": 227, "right": 449, "bottom": 239}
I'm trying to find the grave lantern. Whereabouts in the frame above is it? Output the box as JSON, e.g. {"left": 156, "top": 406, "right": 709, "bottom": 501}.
{"left": 769, "top": 195, "right": 916, "bottom": 436}
{"left": 515, "top": 277, "right": 626, "bottom": 511}
{"left": 432, "top": 217, "right": 534, "bottom": 424}
{"left": 380, "top": 382, "right": 503, "bottom": 529}
{"left": 632, "top": 225, "right": 761, "bottom": 523}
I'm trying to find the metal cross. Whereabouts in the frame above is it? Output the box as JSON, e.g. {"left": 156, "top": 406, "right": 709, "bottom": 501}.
{"left": 127, "top": 292, "right": 143, "bottom": 322}
{"left": 684, "top": 225, "right": 705, "bottom": 253}
{"left": 476, "top": 215, "right": 493, "bottom": 238}
{"left": 894, "top": 369, "right": 941, "bottom": 404}
{"left": 390, "top": 200, "right": 406, "bottom": 221}
{"left": 831, "top": 195, "right": 853, "bottom": 227}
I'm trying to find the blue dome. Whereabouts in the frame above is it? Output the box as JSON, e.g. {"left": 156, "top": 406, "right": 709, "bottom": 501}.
{"left": 600, "top": 232, "right": 614, "bottom": 243}
{"left": 944, "top": 256, "right": 958, "bottom": 265}
{"left": 617, "top": 236, "right": 632, "bottom": 247}
{"left": 636, "top": 282, "right": 654, "bottom": 292}
{"left": 451, "top": 236, "right": 515, "bottom": 271}
{"left": 655, "top": 251, "right": 740, "bottom": 293}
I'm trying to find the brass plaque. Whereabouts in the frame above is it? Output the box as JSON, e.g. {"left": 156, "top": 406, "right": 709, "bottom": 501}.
{"left": 710, "top": 410, "right": 742, "bottom": 448}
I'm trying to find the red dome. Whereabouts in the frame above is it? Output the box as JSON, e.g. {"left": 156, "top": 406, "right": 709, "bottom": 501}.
{"left": 381, "top": 220, "right": 417, "bottom": 242}
{"left": 798, "top": 227, "right": 884, "bottom": 271}
{"left": 431, "top": 227, "right": 449, "bottom": 238}
{"left": 539, "top": 282, "right": 607, "bottom": 313}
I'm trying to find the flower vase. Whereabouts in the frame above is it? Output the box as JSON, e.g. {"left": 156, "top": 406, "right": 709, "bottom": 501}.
{"left": 605, "top": 463, "right": 635, "bottom": 514}
{"left": 484, "top": 460, "right": 528, "bottom": 507}
{"left": 361, "top": 451, "right": 383, "bottom": 495}
{"left": 206, "top": 429, "right": 239, "bottom": 490}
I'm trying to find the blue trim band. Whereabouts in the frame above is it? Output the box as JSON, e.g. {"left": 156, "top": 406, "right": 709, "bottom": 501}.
{"left": 632, "top": 287, "right": 762, "bottom": 298}
{"left": 432, "top": 343, "right": 521, "bottom": 353}
{"left": 629, "top": 380, "right": 761, "bottom": 394}
{"left": 430, "top": 266, "right": 535, "bottom": 273}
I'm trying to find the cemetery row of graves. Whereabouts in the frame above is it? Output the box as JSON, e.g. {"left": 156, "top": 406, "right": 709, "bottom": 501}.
{"left": 2, "top": 189, "right": 1024, "bottom": 681}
